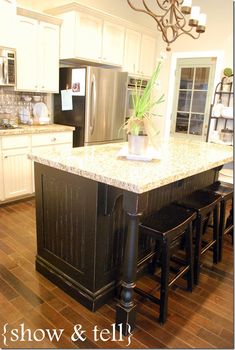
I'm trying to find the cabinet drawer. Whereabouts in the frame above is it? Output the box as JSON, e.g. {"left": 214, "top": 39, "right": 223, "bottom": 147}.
{"left": 2, "top": 135, "right": 30, "bottom": 150}
{"left": 31, "top": 132, "right": 73, "bottom": 146}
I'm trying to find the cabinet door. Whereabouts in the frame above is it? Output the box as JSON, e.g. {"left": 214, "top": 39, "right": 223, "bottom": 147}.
{"left": 0, "top": 0, "right": 16, "bottom": 48}
{"left": 139, "top": 34, "right": 156, "bottom": 77}
{"left": 75, "top": 12, "right": 102, "bottom": 61}
{"left": 124, "top": 29, "right": 141, "bottom": 74}
{"left": 39, "top": 21, "right": 59, "bottom": 93}
{"left": 0, "top": 153, "right": 4, "bottom": 201}
{"left": 2, "top": 148, "right": 32, "bottom": 199}
{"left": 102, "top": 21, "right": 125, "bottom": 66}
{"left": 16, "top": 16, "right": 38, "bottom": 91}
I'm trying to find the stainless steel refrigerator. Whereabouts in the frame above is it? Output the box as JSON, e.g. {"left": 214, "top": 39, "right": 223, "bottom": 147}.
{"left": 54, "top": 66, "right": 128, "bottom": 147}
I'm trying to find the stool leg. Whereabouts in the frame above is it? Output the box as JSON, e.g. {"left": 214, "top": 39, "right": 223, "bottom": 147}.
{"left": 213, "top": 204, "right": 219, "bottom": 264}
{"left": 159, "top": 238, "right": 170, "bottom": 324}
{"left": 219, "top": 200, "right": 226, "bottom": 262}
{"left": 194, "top": 215, "right": 203, "bottom": 285}
{"left": 185, "top": 223, "right": 193, "bottom": 291}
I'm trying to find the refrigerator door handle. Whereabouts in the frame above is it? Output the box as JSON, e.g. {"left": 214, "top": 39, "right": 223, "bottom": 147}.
{"left": 90, "top": 74, "right": 96, "bottom": 135}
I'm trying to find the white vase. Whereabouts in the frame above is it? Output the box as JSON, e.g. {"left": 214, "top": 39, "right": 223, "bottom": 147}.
{"left": 128, "top": 134, "right": 148, "bottom": 155}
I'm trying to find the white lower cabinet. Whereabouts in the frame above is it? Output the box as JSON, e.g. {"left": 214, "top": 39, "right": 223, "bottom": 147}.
{"left": 2, "top": 148, "right": 32, "bottom": 199}
{"left": 0, "top": 153, "right": 4, "bottom": 201}
{"left": 0, "top": 131, "right": 73, "bottom": 202}
{"left": 1, "top": 134, "right": 32, "bottom": 200}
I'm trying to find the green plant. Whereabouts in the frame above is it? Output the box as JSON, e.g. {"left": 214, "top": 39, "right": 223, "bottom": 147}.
{"left": 123, "top": 58, "right": 165, "bottom": 136}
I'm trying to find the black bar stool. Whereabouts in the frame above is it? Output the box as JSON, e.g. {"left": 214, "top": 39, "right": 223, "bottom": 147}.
{"left": 137, "top": 204, "right": 196, "bottom": 324}
{"left": 202, "top": 181, "right": 233, "bottom": 260}
{"left": 176, "top": 190, "right": 221, "bottom": 285}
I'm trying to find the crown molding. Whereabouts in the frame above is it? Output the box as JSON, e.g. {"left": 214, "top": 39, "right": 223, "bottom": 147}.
{"left": 17, "top": 7, "right": 62, "bottom": 25}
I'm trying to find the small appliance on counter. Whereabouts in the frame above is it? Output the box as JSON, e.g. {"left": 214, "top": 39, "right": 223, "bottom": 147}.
{"left": 33, "top": 102, "right": 50, "bottom": 124}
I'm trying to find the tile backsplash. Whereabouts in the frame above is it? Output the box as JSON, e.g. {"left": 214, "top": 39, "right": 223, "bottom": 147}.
{"left": 0, "top": 86, "right": 49, "bottom": 125}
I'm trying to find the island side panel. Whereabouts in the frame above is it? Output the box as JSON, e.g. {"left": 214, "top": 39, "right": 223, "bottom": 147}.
{"left": 34, "top": 162, "right": 99, "bottom": 310}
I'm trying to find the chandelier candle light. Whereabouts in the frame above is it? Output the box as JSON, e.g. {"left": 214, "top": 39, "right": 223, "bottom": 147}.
{"left": 127, "top": 0, "right": 207, "bottom": 51}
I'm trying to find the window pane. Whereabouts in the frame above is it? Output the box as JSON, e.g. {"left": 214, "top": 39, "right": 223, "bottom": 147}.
{"left": 189, "top": 114, "right": 204, "bottom": 135}
{"left": 177, "top": 91, "right": 192, "bottom": 111}
{"left": 191, "top": 91, "right": 207, "bottom": 113}
{"left": 180, "top": 68, "right": 194, "bottom": 89}
{"left": 175, "top": 112, "right": 189, "bottom": 133}
{"left": 194, "top": 68, "right": 209, "bottom": 90}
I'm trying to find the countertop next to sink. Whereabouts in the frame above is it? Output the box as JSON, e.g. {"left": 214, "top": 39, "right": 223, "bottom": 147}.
{"left": 29, "top": 138, "right": 233, "bottom": 194}
{"left": 0, "top": 124, "right": 75, "bottom": 136}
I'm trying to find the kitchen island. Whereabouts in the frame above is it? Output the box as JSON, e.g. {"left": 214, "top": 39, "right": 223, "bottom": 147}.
{"left": 29, "top": 139, "right": 233, "bottom": 334}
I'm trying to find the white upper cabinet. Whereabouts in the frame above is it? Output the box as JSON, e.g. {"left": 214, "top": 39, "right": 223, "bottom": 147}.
{"left": 16, "top": 16, "right": 38, "bottom": 91}
{"left": 75, "top": 12, "right": 102, "bottom": 60}
{"left": 59, "top": 11, "right": 124, "bottom": 66}
{"left": 124, "top": 29, "right": 141, "bottom": 75}
{"left": 16, "top": 12, "right": 59, "bottom": 93}
{"left": 102, "top": 21, "right": 125, "bottom": 66}
{"left": 38, "top": 21, "right": 59, "bottom": 92}
{"left": 0, "top": 0, "right": 17, "bottom": 48}
{"left": 47, "top": 4, "right": 156, "bottom": 72}
{"left": 139, "top": 34, "right": 157, "bottom": 77}
{"left": 124, "top": 31, "right": 156, "bottom": 77}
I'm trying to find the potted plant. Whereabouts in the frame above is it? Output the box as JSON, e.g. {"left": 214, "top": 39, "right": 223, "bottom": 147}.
{"left": 124, "top": 56, "right": 165, "bottom": 155}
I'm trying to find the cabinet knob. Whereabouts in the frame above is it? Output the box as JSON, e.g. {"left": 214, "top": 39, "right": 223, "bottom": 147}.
{"left": 4, "top": 155, "right": 8, "bottom": 159}
{"left": 41, "top": 86, "right": 45, "bottom": 89}
{"left": 35, "top": 85, "right": 38, "bottom": 88}
{"left": 51, "top": 137, "right": 56, "bottom": 142}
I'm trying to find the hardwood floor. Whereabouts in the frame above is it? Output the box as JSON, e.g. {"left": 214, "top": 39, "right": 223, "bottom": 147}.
{"left": 0, "top": 199, "right": 233, "bottom": 349}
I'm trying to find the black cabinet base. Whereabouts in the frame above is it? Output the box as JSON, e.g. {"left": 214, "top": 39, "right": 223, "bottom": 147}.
{"left": 36, "top": 256, "right": 116, "bottom": 312}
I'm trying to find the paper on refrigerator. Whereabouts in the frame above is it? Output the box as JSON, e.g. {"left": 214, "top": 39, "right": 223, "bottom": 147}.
{"left": 61, "top": 89, "right": 73, "bottom": 111}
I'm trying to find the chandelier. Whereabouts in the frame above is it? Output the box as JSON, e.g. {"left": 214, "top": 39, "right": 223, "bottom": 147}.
{"left": 127, "top": 0, "right": 207, "bottom": 51}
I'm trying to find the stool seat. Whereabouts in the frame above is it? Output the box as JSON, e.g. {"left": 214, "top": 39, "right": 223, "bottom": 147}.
{"left": 176, "top": 190, "right": 221, "bottom": 215}
{"left": 140, "top": 204, "right": 196, "bottom": 237}
{"left": 176, "top": 189, "right": 221, "bottom": 285}
{"left": 202, "top": 181, "right": 233, "bottom": 260}
{"left": 204, "top": 181, "right": 233, "bottom": 200}
{"left": 137, "top": 203, "right": 195, "bottom": 324}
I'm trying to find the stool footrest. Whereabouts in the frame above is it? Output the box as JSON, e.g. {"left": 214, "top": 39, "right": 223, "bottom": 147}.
{"left": 168, "top": 265, "right": 190, "bottom": 287}
{"left": 134, "top": 287, "right": 160, "bottom": 305}
{"left": 201, "top": 239, "right": 216, "bottom": 255}
{"left": 224, "top": 224, "right": 233, "bottom": 235}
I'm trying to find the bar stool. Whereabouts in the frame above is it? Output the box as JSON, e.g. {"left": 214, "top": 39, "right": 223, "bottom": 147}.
{"left": 136, "top": 203, "right": 196, "bottom": 324}
{"left": 176, "top": 190, "right": 221, "bottom": 285}
{"left": 202, "top": 181, "right": 233, "bottom": 260}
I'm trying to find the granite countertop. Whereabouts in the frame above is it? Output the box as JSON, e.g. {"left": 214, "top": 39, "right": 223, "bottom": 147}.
{"left": 0, "top": 124, "right": 75, "bottom": 136}
{"left": 29, "top": 139, "right": 233, "bottom": 194}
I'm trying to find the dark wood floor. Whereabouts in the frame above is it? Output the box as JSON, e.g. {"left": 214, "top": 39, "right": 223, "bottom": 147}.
{"left": 0, "top": 199, "right": 233, "bottom": 349}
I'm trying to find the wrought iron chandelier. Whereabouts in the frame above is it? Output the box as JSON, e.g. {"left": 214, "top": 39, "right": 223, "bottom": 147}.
{"left": 127, "top": 0, "right": 207, "bottom": 51}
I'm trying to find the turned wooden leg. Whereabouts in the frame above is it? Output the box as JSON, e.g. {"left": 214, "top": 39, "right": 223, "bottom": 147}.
{"left": 116, "top": 191, "right": 148, "bottom": 335}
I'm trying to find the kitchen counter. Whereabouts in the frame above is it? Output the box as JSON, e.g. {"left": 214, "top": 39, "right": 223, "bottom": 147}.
{"left": 0, "top": 124, "right": 75, "bottom": 136}
{"left": 31, "top": 138, "right": 232, "bottom": 334}
{"left": 30, "top": 138, "right": 233, "bottom": 194}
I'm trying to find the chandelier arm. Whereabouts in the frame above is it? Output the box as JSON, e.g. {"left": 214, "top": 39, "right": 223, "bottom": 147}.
{"left": 127, "top": 0, "right": 170, "bottom": 43}
{"left": 142, "top": 0, "right": 162, "bottom": 19}
{"left": 156, "top": 0, "right": 170, "bottom": 11}
{"left": 164, "top": 30, "right": 201, "bottom": 44}
{"left": 173, "top": 6, "right": 187, "bottom": 29}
